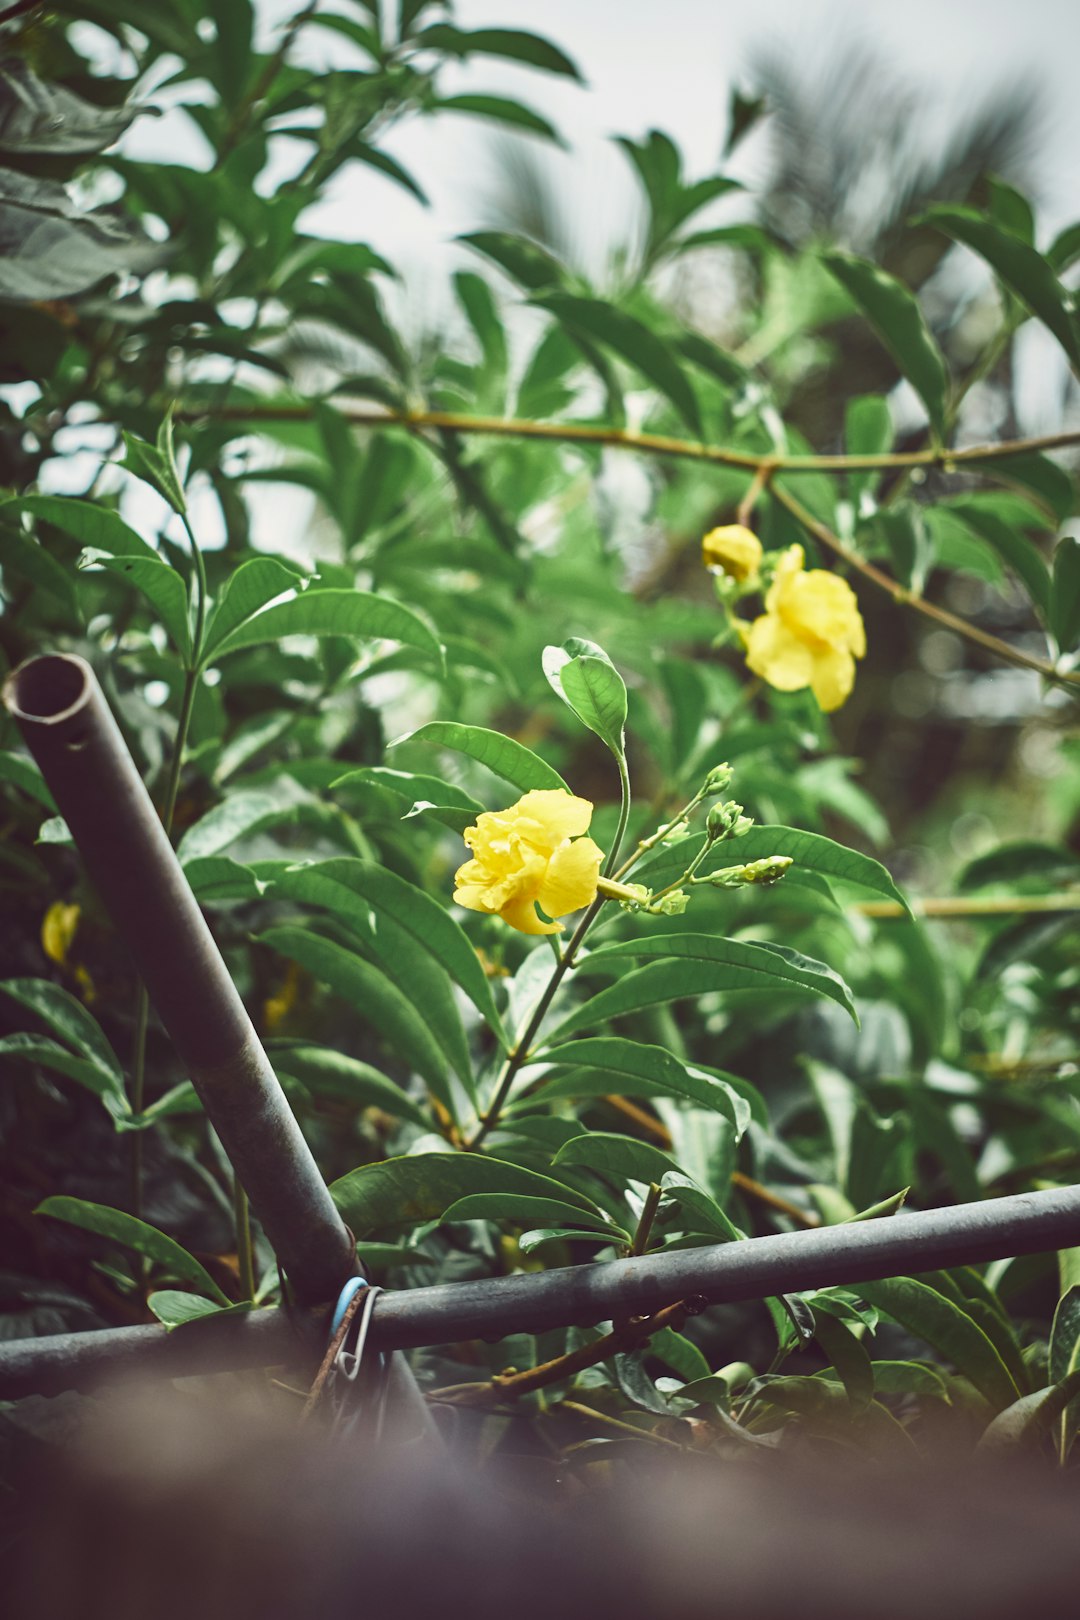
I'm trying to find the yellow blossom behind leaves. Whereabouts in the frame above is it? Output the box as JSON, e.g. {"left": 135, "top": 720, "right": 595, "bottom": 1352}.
{"left": 702, "top": 523, "right": 763, "bottom": 583}
{"left": 454, "top": 789, "right": 603, "bottom": 935}
{"left": 41, "top": 901, "right": 80, "bottom": 967}
{"left": 744, "top": 544, "right": 866, "bottom": 712}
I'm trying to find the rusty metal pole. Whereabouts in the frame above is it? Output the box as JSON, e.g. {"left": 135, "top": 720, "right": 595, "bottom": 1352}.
{"left": 3, "top": 653, "right": 356, "bottom": 1305}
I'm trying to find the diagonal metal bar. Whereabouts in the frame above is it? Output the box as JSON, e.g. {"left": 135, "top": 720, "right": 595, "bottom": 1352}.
{"left": 3, "top": 1184, "right": 1079, "bottom": 1398}
{"left": 3, "top": 653, "right": 357, "bottom": 1305}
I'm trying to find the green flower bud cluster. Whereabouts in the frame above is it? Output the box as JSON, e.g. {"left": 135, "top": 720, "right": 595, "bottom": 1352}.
{"left": 705, "top": 800, "right": 753, "bottom": 842}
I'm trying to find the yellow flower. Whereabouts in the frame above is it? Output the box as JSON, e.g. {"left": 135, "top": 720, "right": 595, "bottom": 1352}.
{"left": 454, "top": 789, "right": 604, "bottom": 935}
{"left": 744, "top": 544, "right": 866, "bottom": 712}
{"left": 702, "top": 524, "right": 763, "bottom": 583}
{"left": 41, "top": 901, "right": 80, "bottom": 967}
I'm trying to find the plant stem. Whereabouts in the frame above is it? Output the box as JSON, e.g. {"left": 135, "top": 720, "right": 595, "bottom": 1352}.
{"left": 430, "top": 1296, "right": 694, "bottom": 1406}
{"left": 233, "top": 1176, "right": 256, "bottom": 1303}
{"left": 180, "top": 401, "right": 1080, "bottom": 477}
{"left": 856, "top": 894, "right": 1080, "bottom": 919}
{"left": 771, "top": 480, "right": 1080, "bottom": 690}
{"left": 632, "top": 1183, "right": 663, "bottom": 1256}
{"left": 465, "top": 894, "right": 604, "bottom": 1150}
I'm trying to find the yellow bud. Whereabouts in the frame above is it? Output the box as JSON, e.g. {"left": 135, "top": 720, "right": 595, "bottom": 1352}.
{"left": 702, "top": 524, "right": 763, "bottom": 583}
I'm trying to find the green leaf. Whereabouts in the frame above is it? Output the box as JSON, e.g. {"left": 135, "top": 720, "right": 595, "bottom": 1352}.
{"left": 553, "top": 1132, "right": 679, "bottom": 1187}
{"left": 331, "top": 1151, "right": 604, "bottom": 1233}
{"left": 858, "top": 1278, "right": 1019, "bottom": 1410}
{"left": 635, "top": 824, "right": 911, "bottom": 913}
{"left": 527, "top": 1036, "right": 752, "bottom": 1137}
{"left": 0, "top": 57, "right": 138, "bottom": 154}
{"left": 821, "top": 250, "right": 948, "bottom": 439}
{"left": 331, "top": 767, "right": 484, "bottom": 820}
{"left": 0, "top": 977, "right": 123, "bottom": 1089}
{"left": 201, "top": 557, "right": 304, "bottom": 661}
{"left": 0, "top": 525, "right": 81, "bottom": 616}
{"left": 78, "top": 552, "right": 193, "bottom": 662}
{"left": 36, "top": 1197, "right": 229, "bottom": 1304}
{"left": 264, "top": 877, "right": 473, "bottom": 1091}
{"left": 543, "top": 640, "right": 628, "bottom": 759}
{"left": 844, "top": 393, "right": 893, "bottom": 506}
{"left": 120, "top": 423, "right": 188, "bottom": 517}
{"left": 435, "top": 94, "right": 562, "bottom": 145}
{"left": 459, "top": 230, "right": 565, "bottom": 292}
{"left": 258, "top": 926, "right": 453, "bottom": 1109}
{"left": 517, "top": 1227, "right": 619, "bottom": 1254}
{"left": 1052, "top": 535, "right": 1080, "bottom": 654}
{"left": 441, "top": 1194, "right": 625, "bottom": 1236}
{"left": 146, "top": 1291, "right": 247, "bottom": 1329}
{"left": 977, "top": 1369, "right": 1080, "bottom": 1454}
{"left": 812, "top": 1305, "right": 874, "bottom": 1411}
{"left": 659, "top": 1171, "right": 742, "bottom": 1242}
{"left": 871, "top": 502, "right": 934, "bottom": 594}
{"left": 581, "top": 935, "right": 858, "bottom": 1025}
{"left": 1049, "top": 1285, "right": 1080, "bottom": 1461}
{"left": 397, "top": 721, "right": 568, "bottom": 793}
{"left": 211, "top": 587, "right": 444, "bottom": 668}
{"left": 269, "top": 1042, "right": 432, "bottom": 1129}
{"left": 0, "top": 751, "right": 56, "bottom": 810}
{"left": 922, "top": 204, "right": 1080, "bottom": 372}
{"left": 1048, "top": 221, "right": 1080, "bottom": 274}
{"left": 177, "top": 790, "right": 300, "bottom": 864}
{"left": 419, "top": 24, "right": 582, "bottom": 79}
{"left": 184, "top": 856, "right": 265, "bottom": 903}
{"left": 0, "top": 1034, "right": 129, "bottom": 1118}
{"left": 976, "top": 452, "right": 1075, "bottom": 525}
{"left": 943, "top": 498, "right": 1052, "bottom": 618}
{"left": 534, "top": 292, "right": 702, "bottom": 435}
{"left": 269, "top": 859, "right": 508, "bottom": 1045}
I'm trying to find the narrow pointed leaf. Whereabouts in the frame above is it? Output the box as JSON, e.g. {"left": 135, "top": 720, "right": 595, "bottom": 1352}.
{"left": 36, "top": 1197, "right": 229, "bottom": 1304}
{"left": 331, "top": 1151, "right": 604, "bottom": 1233}
{"left": 397, "top": 721, "right": 567, "bottom": 792}
{"left": 822, "top": 250, "right": 948, "bottom": 438}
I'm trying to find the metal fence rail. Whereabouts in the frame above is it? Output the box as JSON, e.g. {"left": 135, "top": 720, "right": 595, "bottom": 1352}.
{"left": 4, "top": 653, "right": 356, "bottom": 1306}
{"left": 3, "top": 1185, "right": 1078, "bottom": 1399}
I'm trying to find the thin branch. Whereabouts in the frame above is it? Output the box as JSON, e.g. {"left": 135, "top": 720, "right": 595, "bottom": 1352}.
{"left": 855, "top": 894, "right": 1080, "bottom": 919}
{"left": 770, "top": 480, "right": 1080, "bottom": 690}
{"left": 179, "top": 400, "right": 1080, "bottom": 477}
{"left": 430, "top": 1297, "right": 696, "bottom": 1407}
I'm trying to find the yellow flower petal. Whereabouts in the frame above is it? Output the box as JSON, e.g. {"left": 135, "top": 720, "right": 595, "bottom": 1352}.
{"left": 498, "top": 892, "right": 562, "bottom": 935}
{"left": 702, "top": 524, "right": 763, "bottom": 582}
{"left": 537, "top": 834, "right": 603, "bottom": 920}
{"left": 454, "top": 789, "right": 604, "bottom": 935}
{"left": 809, "top": 647, "right": 856, "bottom": 712}
{"left": 514, "top": 789, "right": 594, "bottom": 847}
{"left": 745, "top": 613, "right": 816, "bottom": 691}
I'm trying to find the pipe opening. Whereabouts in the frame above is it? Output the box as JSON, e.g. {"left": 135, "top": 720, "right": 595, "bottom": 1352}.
{"left": 3, "top": 654, "right": 90, "bottom": 725}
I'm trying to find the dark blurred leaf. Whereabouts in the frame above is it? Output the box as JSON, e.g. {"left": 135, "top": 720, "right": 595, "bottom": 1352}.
{"left": 822, "top": 249, "right": 948, "bottom": 438}
{"left": 922, "top": 204, "right": 1080, "bottom": 371}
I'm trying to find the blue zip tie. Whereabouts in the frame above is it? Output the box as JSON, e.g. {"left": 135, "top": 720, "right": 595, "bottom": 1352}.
{"left": 330, "top": 1276, "right": 368, "bottom": 1338}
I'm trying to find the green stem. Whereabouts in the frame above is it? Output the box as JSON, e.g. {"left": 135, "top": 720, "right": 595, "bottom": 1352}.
{"left": 603, "top": 753, "right": 632, "bottom": 878}
{"left": 233, "top": 1176, "right": 256, "bottom": 1303}
{"left": 631, "top": 1183, "right": 663, "bottom": 1256}
{"left": 466, "top": 894, "right": 603, "bottom": 1151}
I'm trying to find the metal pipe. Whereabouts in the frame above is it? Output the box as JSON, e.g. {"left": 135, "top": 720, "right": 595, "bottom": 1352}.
{"left": 3, "top": 1185, "right": 1078, "bottom": 1398}
{"left": 3, "top": 653, "right": 356, "bottom": 1305}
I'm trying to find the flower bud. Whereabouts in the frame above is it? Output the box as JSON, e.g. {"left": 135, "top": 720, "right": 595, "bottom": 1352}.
{"left": 706, "top": 801, "right": 748, "bottom": 841}
{"left": 703, "top": 763, "right": 733, "bottom": 795}
{"left": 737, "top": 855, "right": 792, "bottom": 886}
{"left": 702, "top": 524, "right": 763, "bottom": 583}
